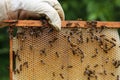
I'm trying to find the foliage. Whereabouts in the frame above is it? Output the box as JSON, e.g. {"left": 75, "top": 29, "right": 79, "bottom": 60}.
{"left": 61, "top": 0, "right": 120, "bottom": 21}
{"left": 0, "top": 27, "right": 9, "bottom": 55}
{"left": 0, "top": 0, "right": 120, "bottom": 79}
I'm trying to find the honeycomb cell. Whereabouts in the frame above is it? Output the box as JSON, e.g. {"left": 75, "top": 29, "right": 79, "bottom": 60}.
{"left": 12, "top": 27, "right": 120, "bottom": 80}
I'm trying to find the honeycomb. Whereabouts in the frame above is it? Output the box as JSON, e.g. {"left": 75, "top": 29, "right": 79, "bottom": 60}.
{"left": 12, "top": 22, "right": 120, "bottom": 80}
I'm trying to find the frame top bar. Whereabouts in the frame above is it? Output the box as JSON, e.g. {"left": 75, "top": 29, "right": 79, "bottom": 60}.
{"left": 3, "top": 20, "right": 120, "bottom": 28}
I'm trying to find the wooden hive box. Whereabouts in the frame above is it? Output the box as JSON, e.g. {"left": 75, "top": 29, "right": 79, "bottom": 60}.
{"left": 7, "top": 20, "right": 120, "bottom": 80}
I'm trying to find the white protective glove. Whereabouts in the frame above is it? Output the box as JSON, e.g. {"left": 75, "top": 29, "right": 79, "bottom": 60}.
{"left": 0, "top": 0, "right": 9, "bottom": 28}
{"left": 0, "top": 0, "right": 65, "bottom": 31}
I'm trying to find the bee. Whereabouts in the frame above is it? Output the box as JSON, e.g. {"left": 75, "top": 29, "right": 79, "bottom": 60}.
{"left": 13, "top": 68, "right": 17, "bottom": 74}
{"left": 111, "top": 38, "right": 116, "bottom": 42}
{"left": 70, "top": 42, "right": 77, "bottom": 47}
{"left": 91, "top": 21, "right": 97, "bottom": 25}
{"left": 52, "top": 72, "right": 55, "bottom": 77}
{"left": 72, "top": 49, "right": 77, "bottom": 55}
{"left": 112, "top": 60, "right": 120, "bottom": 68}
{"left": 94, "top": 35, "right": 99, "bottom": 41}
{"left": 86, "top": 37, "right": 89, "bottom": 43}
{"left": 21, "top": 38, "right": 25, "bottom": 42}
{"left": 87, "top": 65, "right": 90, "bottom": 68}
{"left": 86, "top": 21, "right": 91, "bottom": 26}
{"left": 29, "top": 28, "right": 35, "bottom": 36}
{"left": 77, "top": 38, "right": 81, "bottom": 44}
{"left": 71, "top": 28, "right": 79, "bottom": 33}
{"left": 66, "top": 22, "right": 72, "bottom": 27}
{"left": 103, "top": 70, "right": 107, "bottom": 75}
{"left": 111, "top": 73, "right": 115, "bottom": 76}
{"left": 17, "top": 56, "right": 21, "bottom": 61}
{"left": 48, "top": 28, "right": 54, "bottom": 33}
{"left": 49, "top": 41, "right": 53, "bottom": 47}
{"left": 87, "top": 77, "right": 90, "bottom": 80}
{"left": 99, "top": 72, "right": 103, "bottom": 75}
{"left": 55, "top": 52, "right": 59, "bottom": 58}
{"left": 97, "top": 38, "right": 103, "bottom": 45}
{"left": 63, "top": 34, "right": 67, "bottom": 38}
{"left": 80, "top": 58, "right": 83, "bottom": 63}
{"left": 91, "top": 54, "right": 97, "bottom": 58}
{"left": 16, "top": 69, "right": 20, "bottom": 74}
{"left": 90, "top": 36, "right": 94, "bottom": 42}
{"left": 40, "top": 60, "right": 45, "bottom": 65}
{"left": 79, "top": 35, "right": 83, "bottom": 43}
{"left": 67, "top": 65, "right": 73, "bottom": 68}
{"left": 105, "top": 58, "right": 109, "bottom": 64}
{"left": 40, "top": 48, "right": 46, "bottom": 56}
{"left": 59, "top": 73, "right": 64, "bottom": 79}
{"left": 91, "top": 21, "right": 97, "bottom": 29}
{"left": 19, "top": 64, "right": 22, "bottom": 71}
{"left": 103, "top": 50, "right": 108, "bottom": 53}
{"left": 99, "top": 25, "right": 106, "bottom": 33}
{"left": 77, "top": 48, "right": 84, "bottom": 54}
{"left": 84, "top": 69, "right": 94, "bottom": 77}
{"left": 104, "top": 43, "right": 108, "bottom": 50}
{"left": 94, "top": 64, "right": 98, "bottom": 68}
{"left": 81, "top": 55, "right": 84, "bottom": 63}
{"left": 100, "top": 45, "right": 104, "bottom": 49}
{"left": 21, "top": 35, "right": 26, "bottom": 42}
{"left": 69, "top": 31, "right": 74, "bottom": 36}
{"left": 95, "top": 75, "right": 98, "bottom": 79}
{"left": 67, "top": 36, "right": 71, "bottom": 43}
{"left": 49, "top": 37, "right": 58, "bottom": 47}
{"left": 8, "top": 27, "right": 14, "bottom": 39}
{"left": 95, "top": 48, "right": 98, "bottom": 54}
{"left": 23, "top": 62, "right": 28, "bottom": 68}
{"left": 12, "top": 50, "right": 21, "bottom": 61}
{"left": 100, "top": 34, "right": 106, "bottom": 37}
{"left": 15, "top": 51, "right": 21, "bottom": 62}
{"left": 61, "top": 65, "right": 64, "bottom": 70}
{"left": 105, "top": 38, "right": 116, "bottom": 48}
{"left": 30, "top": 31, "right": 34, "bottom": 36}
{"left": 117, "top": 75, "right": 119, "bottom": 80}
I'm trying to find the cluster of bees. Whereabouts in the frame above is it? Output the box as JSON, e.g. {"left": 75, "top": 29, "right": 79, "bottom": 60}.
{"left": 64, "top": 21, "right": 120, "bottom": 80}
{"left": 12, "top": 50, "right": 28, "bottom": 74}
{"left": 66, "top": 21, "right": 116, "bottom": 53}
{"left": 9, "top": 21, "right": 120, "bottom": 80}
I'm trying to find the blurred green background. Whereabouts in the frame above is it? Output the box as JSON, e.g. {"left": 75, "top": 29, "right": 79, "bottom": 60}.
{"left": 0, "top": 0, "right": 120, "bottom": 80}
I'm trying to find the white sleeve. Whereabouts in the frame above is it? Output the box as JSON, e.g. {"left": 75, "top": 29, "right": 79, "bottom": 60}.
{"left": 0, "top": 0, "right": 8, "bottom": 20}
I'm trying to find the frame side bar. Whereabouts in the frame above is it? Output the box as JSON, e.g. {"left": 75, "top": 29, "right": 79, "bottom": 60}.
{"left": 10, "top": 39, "right": 13, "bottom": 80}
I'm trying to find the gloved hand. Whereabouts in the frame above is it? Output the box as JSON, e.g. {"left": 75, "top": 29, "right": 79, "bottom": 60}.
{"left": 0, "top": 0, "right": 65, "bottom": 31}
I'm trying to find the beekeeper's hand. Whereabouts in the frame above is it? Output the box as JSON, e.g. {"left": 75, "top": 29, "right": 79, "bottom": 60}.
{"left": 7, "top": 0, "right": 65, "bottom": 31}
{"left": 42, "top": 0, "right": 65, "bottom": 31}
{"left": 43, "top": 0, "right": 65, "bottom": 20}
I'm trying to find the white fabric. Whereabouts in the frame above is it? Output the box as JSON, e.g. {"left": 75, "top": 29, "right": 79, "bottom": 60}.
{"left": 0, "top": 0, "right": 65, "bottom": 31}
{"left": 0, "top": 0, "right": 8, "bottom": 20}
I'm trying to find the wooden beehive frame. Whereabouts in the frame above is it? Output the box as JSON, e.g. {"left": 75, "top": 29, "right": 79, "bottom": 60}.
{"left": 5, "top": 20, "right": 120, "bottom": 80}
{"left": 4, "top": 20, "right": 120, "bottom": 28}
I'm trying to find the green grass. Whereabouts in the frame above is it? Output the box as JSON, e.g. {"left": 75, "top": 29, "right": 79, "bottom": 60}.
{"left": 0, "top": 54, "right": 9, "bottom": 80}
